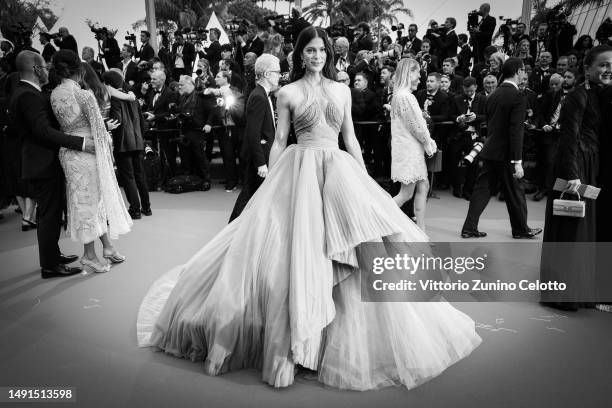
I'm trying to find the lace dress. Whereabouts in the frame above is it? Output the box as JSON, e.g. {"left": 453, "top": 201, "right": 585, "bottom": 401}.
{"left": 137, "top": 79, "right": 481, "bottom": 390}
{"left": 51, "top": 79, "right": 131, "bottom": 244}
{"left": 390, "top": 89, "right": 436, "bottom": 185}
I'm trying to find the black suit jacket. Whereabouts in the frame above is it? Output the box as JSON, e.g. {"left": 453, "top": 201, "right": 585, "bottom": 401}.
{"left": 450, "top": 92, "right": 487, "bottom": 132}
{"left": 53, "top": 35, "right": 78, "bottom": 54}
{"left": 109, "top": 96, "right": 145, "bottom": 153}
{"left": 9, "top": 81, "right": 84, "bottom": 179}
{"left": 457, "top": 44, "right": 472, "bottom": 77}
{"left": 144, "top": 86, "right": 178, "bottom": 128}
{"left": 440, "top": 30, "right": 459, "bottom": 59}
{"left": 205, "top": 41, "right": 222, "bottom": 73}
{"left": 243, "top": 85, "right": 275, "bottom": 167}
{"left": 480, "top": 82, "right": 527, "bottom": 162}
{"left": 354, "top": 88, "right": 380, "bottom": 121}
{"left": 136, "top": 42, "right": 155, "bottom": 62}
{"left": 42, "top": 43, "right": 56, "bottom": 62}
{"left": 172, "top": 41, "right": 196, "bottom": 72}
{"left": 402, "top": 36, "right": 422, "bottom": 55}
{"left": 123, "top": 60, "right": 139, "bottom": 85}
{"left": 415, "top": 89, "right": 450, "bottom": 123}
{"left": 478, "top": 16, "right": 496, "bottom": 46}
{"left": 242, "top": 37, "right": 264, "bottom": 57}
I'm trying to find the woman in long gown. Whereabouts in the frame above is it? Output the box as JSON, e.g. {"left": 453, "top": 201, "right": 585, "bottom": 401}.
{"left": 540, "top": 45, "right": 612, "bottom": 311}
{"left": 49, "top": 50, "right": 132, "bottom": 273}
{"left": 137, "top": 27, "right": 481, "bottom": 390}
{"left": 390, "top": 58, "right": 438, "bottom": 231}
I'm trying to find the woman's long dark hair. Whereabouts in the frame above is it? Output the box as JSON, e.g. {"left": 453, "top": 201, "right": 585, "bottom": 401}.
{"left": 49, "top": 49, "right": 81, "bottom": 87}
{"left": 574, "top": 35, "right": 593, "bottom": 52}
{"left": 80, "top": 62, "right": 109, "bottom": 108}
{"left": 290, "top": 26, "right": 337, "bottom": 83}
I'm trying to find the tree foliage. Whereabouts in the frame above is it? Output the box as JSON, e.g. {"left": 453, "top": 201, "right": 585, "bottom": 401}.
{"left": 303, "top": 0, "right": 411, "bottom": 27}
{"left": 0, "top": 0, "right": 57, "bottom": 42}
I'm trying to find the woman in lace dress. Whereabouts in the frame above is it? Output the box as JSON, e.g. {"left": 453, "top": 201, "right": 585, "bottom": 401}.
{"left": 137, "top": 28, "right": 480, "bottom": 391}
{"left": 49, "top": 50, "right": 132, "bottom": 273}
{"left": 391, "top": 58, "right": 437, "bottom": 231}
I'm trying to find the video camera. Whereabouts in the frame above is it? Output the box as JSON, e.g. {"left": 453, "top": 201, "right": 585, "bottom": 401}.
{"left": 391, "top": 23, "right": 404, "bottom": 40}
{"left": 182, "top": 27, "right": 208, "bottom": 41}
{"left": 499, "top": 17, "right": 519, "bottom": 27}
{"left": 264, "top": 14, "right": 293, "bottom": 32}
{"left": 225, "top": 18, "right": 249, "bottom": 37}
{"left": 326, "top": 20, "right": 354, "bottom": 40}
{"left": 467, "top": 10, "right": 480, "bottom": 31}
{"left": 125, "top": 32, "right": 137, "bottom": 43}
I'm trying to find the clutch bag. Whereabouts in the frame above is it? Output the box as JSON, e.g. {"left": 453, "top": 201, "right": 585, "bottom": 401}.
{"left": 553, "top": 191, "right": 585, "bottom": 218}
{"left": 426, "top": 150, "right": 443, "bottom": 173}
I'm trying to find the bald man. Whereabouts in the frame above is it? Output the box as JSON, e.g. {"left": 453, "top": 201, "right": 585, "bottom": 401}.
{"left": 9, "top": 51, "right": 94, "bottom": 278}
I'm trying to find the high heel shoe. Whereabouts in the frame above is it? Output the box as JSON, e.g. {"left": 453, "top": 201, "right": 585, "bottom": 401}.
{"left": 21, "top": 218, "right": 37, "bottom": 232}
{"left": 103, "top": 249, "right": 126, "bottom": 264}
{"left": 80, "top": 258, "right": 110, "bottom": 273}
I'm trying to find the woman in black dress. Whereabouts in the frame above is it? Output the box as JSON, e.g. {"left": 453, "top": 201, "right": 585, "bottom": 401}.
{"left": 540, "top": 45, "right": 612, "bottom": 311}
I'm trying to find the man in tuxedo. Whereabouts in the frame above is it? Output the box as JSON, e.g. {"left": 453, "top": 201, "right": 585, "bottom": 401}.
{"left": 143, "top": 70, "right": 179, "bottom": 177}
{"left": 350, "top": 23, "right": 374, "bottom": 54}
{"left": 82, "top": 47, "right": 105, "bottom": 79}
{"left": 456, "top": 34, "right": 472, "bottom": 77}
{"left": 205, "top": 28, "right": 223, "bottom": 75}
{"left": 52, "top": 27, "right": 78, "bottom": 54}
{"left": 334, "top": 37, "right": 355, "bottom": 73}
{"left": 448, "top": 76, "right": 487, "bottom": 198}
{"left": 530, "top": 23, "right": 552, "bottom": 64}
{"left": 461, "top": 58, "right": 542, "bottom": 239}
{"left": 353, "top": 72, "right": 380, "bottom": 165}
{"left": 240, "top": 26, "right": 264, "bottom": 57}
{"left": 471, "top": 3, "right": 496, "bottom": 63}
{"left": 529, "top": 51, "right": 556, "bottom": 96}
{"left": 417, "top": 40, "right": 439, "bottom": 75}
{"left": 120, "top": 44, "right": 138, "bottom": 87}
{"left": 135, "top": 30, "right": 155, "bottom": 63}
{"left": 478, "top": 74, "right": 498, "bottom": 98}
{"left": 99, "top": 29, "right": 121, "bottom": 70}
{"left": 402, "top": 24, "right": 422, "bottom": 55}
{"left": 39, "top": 33, "right": 56, "bottom": 63}
{"left": 171, "top": 32, "right": 195, "bottom": 81}
{"left": 432, "top": 17, "right": 459, "bottom": 60}
{"left": 442, "top": 58, "right": 464, "bottom": 94}
{"left": 229, "top": 54, "right": 280, "bottom": 222}
{"left": 9, "top": 51, "right": 95, "bottom": 278}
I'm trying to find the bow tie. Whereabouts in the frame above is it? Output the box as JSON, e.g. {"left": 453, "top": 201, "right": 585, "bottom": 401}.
{"left": 154, "top": 89, "right": 162, "bottom": 94}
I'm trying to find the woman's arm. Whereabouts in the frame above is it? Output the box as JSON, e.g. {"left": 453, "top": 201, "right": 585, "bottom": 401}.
{"left": 268, "top": 86, "right": 291, "bottom": 169}
{"left": 106, "top": 85, "right": 136, "bottom": 101}
{"left": 339, "top": 84, "right": 366, "bottom": 169}
{"left": 396, "top": 92, "right": 437, "bottom": 155}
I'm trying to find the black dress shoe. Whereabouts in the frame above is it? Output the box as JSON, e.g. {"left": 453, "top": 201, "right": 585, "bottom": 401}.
{"left": 21, "top": 218, "right": 37, "bottom": 232}
{"left": 41, "top": 264, "right": 82, "bottom": 279}
{"left": 461, "top": 230, "right": 487, "bottom": 238}
{"left": 452, "top": 188, "right": 462, "bottom": 198}
{"left": 129, "top": 210, "right": 142, "bottom": 219}
{"left": 532, "top": 191, "right": 546, "bottom": 202}
{"left": 141, "top": 208, "right": 152, "bottom": 216}
{"left": 201, "top": 181, "right": 211, "bottom": 191}
{"left": 59, "top": 254, "right": 78, "bottom": 264}
{"left": 512, "top": 227, "right": 543, "bottom": 239}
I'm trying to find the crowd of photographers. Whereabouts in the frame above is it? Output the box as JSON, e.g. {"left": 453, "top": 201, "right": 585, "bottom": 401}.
{"left": 2, "top": 2, "right": 612, "bottom": 219}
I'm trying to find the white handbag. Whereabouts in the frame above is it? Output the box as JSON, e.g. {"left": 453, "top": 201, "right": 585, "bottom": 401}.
{"left": 553, "top": 191, "right": 585, "bottom": 218}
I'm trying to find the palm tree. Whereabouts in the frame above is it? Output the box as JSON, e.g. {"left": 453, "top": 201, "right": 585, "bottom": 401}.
{"left": 303, "top": 0, "right": 412, "bottom": 27}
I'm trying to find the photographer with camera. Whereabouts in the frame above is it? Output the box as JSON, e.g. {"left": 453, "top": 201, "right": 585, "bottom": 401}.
{"left": 39, "top": 33, "right": 56, "bottom": 63}
{"left": 530, "top": 23, "right": 553, "bottom": 63}
{"left": 429, "top": 18, "right": 459, "bottom": 60}
{"left": 350, "top": 23, "right": 374, "bottom": 54}
{"left": 142, "top": 70, "right": 179, "bottom": 178}
{"left": 171, "top": 32, "right": 195, "bottom": 81}
{"left": 120, "top": 44, "right": 138, "bottom": 88}
{"left": 52, "top": 27, "right": 78, "bottom": 55}
{"left": 402, "top": 24, "right": 422, "bottom": 55}
{"left": 416, "top": 39, "right": 439, "bottom": 75}
{"left": 268, "top": 6, "right": 311, "bottom": 46}
{"left": 205, "top": 28, "right": 223, "bottom": 75}
{"left": 457, "top": 34, "right": 472, "bottom": 77}
{"left": 239, "top": 25, "right": 264, "bottom": 57}
{"left": 512, "top": 22, "right": 530, "bottom": 46}
{"left": 135, "top": 31, "right": 155, "bottom": 63}
{"left": 469, "top": 3, "right": 496, "bottom": 64}
{"left": 94, "top": 28, "right": 120, "bottom": 70}
{"left": 0, "top": 40, "right": 16, "bottom": 72}
{"left": 449, "top": 76, "right": 487, "bottom": 199}
{"left": 174, "top": 75, "right": 211, "bottom": 191}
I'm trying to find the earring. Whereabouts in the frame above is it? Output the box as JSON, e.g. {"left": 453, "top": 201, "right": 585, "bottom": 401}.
{"left": 301, "top": 60, "right": 306, "bottom": 68}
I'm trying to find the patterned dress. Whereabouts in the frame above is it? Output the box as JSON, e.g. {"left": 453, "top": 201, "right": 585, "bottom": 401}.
{"left": 51, "top": 79, "right": 131, "bottom": 244}
{"left": 390, "top": 89, "right": 437, "bottom": 184}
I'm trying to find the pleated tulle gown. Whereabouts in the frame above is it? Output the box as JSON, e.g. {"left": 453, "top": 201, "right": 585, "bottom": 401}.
{"left": 137, "top": 79, "right": 482, "bottom": 390}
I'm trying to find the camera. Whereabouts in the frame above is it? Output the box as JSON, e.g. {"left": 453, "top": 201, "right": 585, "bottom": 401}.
{"left": 225, "top": 18, "right": 248, "bottom": 38}
{"left": 460, "top": 141, "right": 484, "bottom": 166}
{"left": 467, "top": 10, "right": 480, "bottom": 31}
{"left": 182, "top": 27, "right": 208, "bottom": 41}
{"left": 379, "top": 49, "right": 397, "bottom": 59}
{"left": 327, "top": 20, "right": 354, "bottom": 39}
{"left": 125, "top": 32, "right": 137, "bottom": 43}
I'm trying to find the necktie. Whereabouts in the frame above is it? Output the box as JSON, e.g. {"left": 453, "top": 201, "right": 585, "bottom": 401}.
{"left": 153, "top": 89, "right": 161, "bottom": 106}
